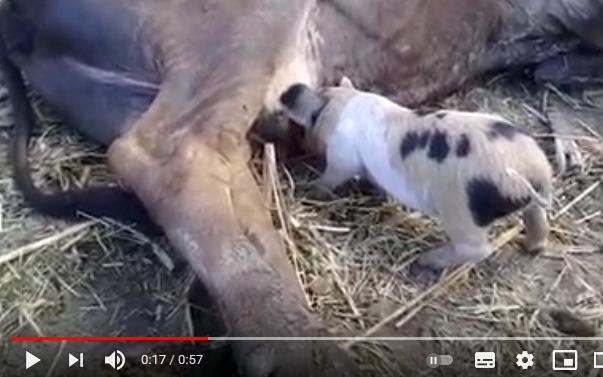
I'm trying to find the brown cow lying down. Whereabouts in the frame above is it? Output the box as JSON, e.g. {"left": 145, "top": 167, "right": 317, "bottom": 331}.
{"left": 1, "top": 0, "right": 602, "bottom": 375}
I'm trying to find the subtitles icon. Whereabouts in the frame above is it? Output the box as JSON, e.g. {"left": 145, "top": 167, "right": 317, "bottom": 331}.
{"left": 474, "top": 352, "right": 496, "bottom": 369}
{"left": 426, "top": 354, "right": 453, "bottom": 368}
{"left": 105, "top": 350, "right": 126, "bottom": 370}
{"left": 594, "top": 352, "right": 603, "bottom": 369}
{"left": 552, "top": 350, "right": 578, "bottom": 371}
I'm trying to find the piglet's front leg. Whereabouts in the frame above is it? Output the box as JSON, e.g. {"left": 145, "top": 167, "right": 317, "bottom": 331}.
{"left": 311, "top": 146, "right": 362, "bottom": 197}
{"left": 311, "top": 165, "right": 350, "bottom": 198}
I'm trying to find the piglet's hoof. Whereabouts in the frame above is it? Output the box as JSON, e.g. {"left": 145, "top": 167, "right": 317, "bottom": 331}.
{"left": 302, "top": 180, "right": 338, "bottom": 201}
{"left": 237, "top": 339, "right": 360, "bottom": 377}
{"left": 521, "top": 237, "right": 546, "bottom": 256}
{"left": 408, "top": 260, "right": 444, "bottom": 284}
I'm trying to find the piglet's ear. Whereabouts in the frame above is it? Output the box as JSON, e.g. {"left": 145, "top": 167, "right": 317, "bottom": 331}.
{"left": 279, "top": 83, "right": 327, "bottom": 128}
{"left": 339, "top": 76, "right": 355, "bottom": 89}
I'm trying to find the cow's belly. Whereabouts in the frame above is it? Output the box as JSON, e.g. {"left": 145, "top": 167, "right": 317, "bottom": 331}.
{"left": 22, "top": 56, "right": 159, "bottom": 144}
{"left": 3, "top": 0, "right": 162, "bottom": 144}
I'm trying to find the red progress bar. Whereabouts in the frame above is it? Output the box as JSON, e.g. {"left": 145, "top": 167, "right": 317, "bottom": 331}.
{"left": 10, "top": 336, "right": 209, "bottom": 341}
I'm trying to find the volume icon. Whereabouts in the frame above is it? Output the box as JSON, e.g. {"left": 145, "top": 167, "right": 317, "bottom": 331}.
{"left": 104, "top": 350, "right": 125, "bottom": 370}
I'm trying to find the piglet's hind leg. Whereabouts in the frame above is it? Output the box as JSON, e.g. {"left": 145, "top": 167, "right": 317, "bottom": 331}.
{"left": 417, "top": 198, "right": 494, "bottom": 270}
{"left": 522, "top": 204, "right": 548, "bottom": 254}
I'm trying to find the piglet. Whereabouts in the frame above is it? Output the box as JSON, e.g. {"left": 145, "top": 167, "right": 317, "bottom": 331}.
{"left": 279, "top": 77, "right": 553, "bottom": 270}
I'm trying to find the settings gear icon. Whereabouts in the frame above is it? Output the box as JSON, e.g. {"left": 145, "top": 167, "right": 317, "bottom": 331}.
{"left": 516, "top": 351, "right": 535, "bottom": 369}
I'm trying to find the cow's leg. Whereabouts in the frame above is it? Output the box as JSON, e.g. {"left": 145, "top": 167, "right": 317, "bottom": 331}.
{"left": 503, "top": 0, "right": 603, "bottom": 50}
{"left": 534, "top": 46, "right": 603, "bottom": 85}
{"left": 107, "top": 85, "right": 360, "bottom": 377}
{"left": 187, "top": 279, "right": 239, "bottom": 376}
{"left": 109, "top": 139, "right": 360, "bottom": 376}
{"left": 546, "top": 0, "right": 603, "bottom": 50}
{"left": 484, "top": 0, "right": 603, "bottom": 78}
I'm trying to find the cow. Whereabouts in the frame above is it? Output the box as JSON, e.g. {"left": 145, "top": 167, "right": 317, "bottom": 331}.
{"left": 1, "top": 0, "right": 602, "bottom": 375}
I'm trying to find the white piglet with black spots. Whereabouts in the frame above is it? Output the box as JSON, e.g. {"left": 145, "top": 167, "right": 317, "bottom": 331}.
{"left": 279, "top": 77, "right": 553, "bottom": 271}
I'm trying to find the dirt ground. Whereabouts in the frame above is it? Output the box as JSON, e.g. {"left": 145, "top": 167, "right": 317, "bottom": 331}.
{"left": 0, "top": 70, "right": 602, "bottom": 376}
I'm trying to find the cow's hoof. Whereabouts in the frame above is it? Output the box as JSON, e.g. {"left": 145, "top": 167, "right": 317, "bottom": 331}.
{"left": 534, "top": 50, "right": 603, "bottom": 86}
{"left": 237, "top": 340, "right": 360, "bottom": 377}
{"left": 554, "top": 138, "right": 585, "bottom": 175}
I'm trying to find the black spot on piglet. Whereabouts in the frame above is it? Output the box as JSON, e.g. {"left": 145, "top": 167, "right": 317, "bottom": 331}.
{"left": 456, "top": 133, "right": 471, "bottom": 157}
{"left": 427, "top": 130, "right": 449, "bottom": 163}
{"left": 487, "top": 121, "right": 527, "bottom": 141}
{"left": 400, "top": 132, "right": 420, "bottom": 159}
{"left": 400, "top": 130, "right": 432, "bottom": 159}
{"left": 467, "top": 178, "right": 530, "bottom": 227}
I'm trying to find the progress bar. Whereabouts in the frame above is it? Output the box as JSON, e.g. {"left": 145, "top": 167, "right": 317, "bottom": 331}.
{"left": 9, "top": 336, "right": 603, "bottom": 341}
{"left": 10, "top": 336, "right": 209, "bottom": 341}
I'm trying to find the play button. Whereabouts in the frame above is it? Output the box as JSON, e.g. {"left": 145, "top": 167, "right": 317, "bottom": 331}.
{"left": 25, "top": 351, "right": 41, "bottom": 370}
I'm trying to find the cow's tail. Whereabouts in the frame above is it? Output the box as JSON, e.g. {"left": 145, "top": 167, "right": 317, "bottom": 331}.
{"left": 0, "top": 12, "right": 157, "bottom": 232}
